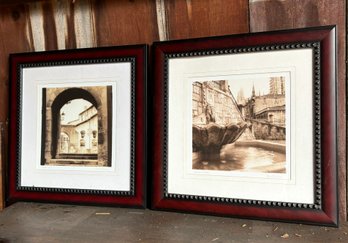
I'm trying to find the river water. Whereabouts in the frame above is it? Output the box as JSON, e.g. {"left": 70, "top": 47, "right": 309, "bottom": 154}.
{"left": 192, "top": 143, "right": 286, "bottom": 173}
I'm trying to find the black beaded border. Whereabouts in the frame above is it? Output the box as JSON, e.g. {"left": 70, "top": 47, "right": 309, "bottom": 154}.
{"left": 15, "top": 57, "right": 136, "bottom": 196}
{"left": 162, "top": 42, "right": 322, "bottom": 210}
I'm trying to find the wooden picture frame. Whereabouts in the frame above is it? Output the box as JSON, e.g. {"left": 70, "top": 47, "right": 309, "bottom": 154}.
{"left": 152, "top": 26, "right": 337, "bottom": 226}
{"left": 8, "top": 45, "right": 147, "bottom": 208}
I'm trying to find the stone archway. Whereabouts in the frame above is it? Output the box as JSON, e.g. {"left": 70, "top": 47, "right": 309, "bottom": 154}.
{"left": 41, "top": 86, "right": 112, "bottom": 166}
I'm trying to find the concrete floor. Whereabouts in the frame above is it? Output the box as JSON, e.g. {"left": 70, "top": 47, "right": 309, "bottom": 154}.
{"left": 0, "top": 202, "right": 347, "bottom": 242}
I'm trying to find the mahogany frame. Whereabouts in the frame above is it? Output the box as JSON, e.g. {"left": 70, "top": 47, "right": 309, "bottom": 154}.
{"left": 8, "top": 45, "right": 147, "bottom": 208}
{"left": 152, "top": 26, "right": 338, "bottom": 226}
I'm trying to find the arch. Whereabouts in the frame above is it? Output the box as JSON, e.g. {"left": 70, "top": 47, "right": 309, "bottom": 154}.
{"left": 60, "top": 131, "right": 70, "bottom": 139}
{"left": 42, "top": 86, "right": 112, "bottom": 167}
{"left": 52, "top": 88, "right": 99, "bottom": 109}
{"left": 51, "top": 88, "right": 99, "bottom": 159}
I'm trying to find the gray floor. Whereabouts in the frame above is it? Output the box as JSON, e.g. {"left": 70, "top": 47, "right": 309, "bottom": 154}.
{"left": 0, "top": 202, "right": 347, "bottom": 242}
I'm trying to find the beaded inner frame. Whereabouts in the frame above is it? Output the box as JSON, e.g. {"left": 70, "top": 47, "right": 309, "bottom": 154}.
{"left": 162, "top": 42, "right": 322, "bottom": 209}
{"left": 15, "top": 57, "right": 136, "bottom": 196}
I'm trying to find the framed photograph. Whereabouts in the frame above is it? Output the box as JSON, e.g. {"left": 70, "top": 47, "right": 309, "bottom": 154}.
{"left": 152, "top": 26, "right": 337, "bottom": 225}
{"left": 8, "top": 45, "right": 147, "bottom": 207}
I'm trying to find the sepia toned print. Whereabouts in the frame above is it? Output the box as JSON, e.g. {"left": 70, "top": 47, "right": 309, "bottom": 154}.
{"left": 192, "top": 77, "right": 286, "bottom": 173}
{"left": 41, "top": 85, "right": 113, "bottom": 167}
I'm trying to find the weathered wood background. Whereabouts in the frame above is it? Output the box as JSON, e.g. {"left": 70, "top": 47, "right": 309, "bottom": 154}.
{"left": 0, "top": 0, "right": 345, "bottom": 220}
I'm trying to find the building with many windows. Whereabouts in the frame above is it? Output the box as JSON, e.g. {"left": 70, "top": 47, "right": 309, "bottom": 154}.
{"left": 240, "top": 78, "right": 286, "bottom": 127}
{"left": 192, "top": 80, "right": 243, "bottom": 126}
{"left": 60, "top": 105, "right": 98, "bottom": 154}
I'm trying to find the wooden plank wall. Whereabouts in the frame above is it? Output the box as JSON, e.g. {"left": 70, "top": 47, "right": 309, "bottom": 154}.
{"left": 0, "top": 0, "right": 345, "bottom": 220}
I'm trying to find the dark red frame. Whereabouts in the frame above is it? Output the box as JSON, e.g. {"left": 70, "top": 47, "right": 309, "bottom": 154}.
{"left": 152, "top": 26, "right": 338, "bottom": 226}
{"left": 8, "top": 45, "right": 147, "bottom": 208}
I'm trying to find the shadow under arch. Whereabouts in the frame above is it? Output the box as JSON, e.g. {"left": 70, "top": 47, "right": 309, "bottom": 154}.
{"left": 50, "top": 88, "right": 99, "bottom": 160}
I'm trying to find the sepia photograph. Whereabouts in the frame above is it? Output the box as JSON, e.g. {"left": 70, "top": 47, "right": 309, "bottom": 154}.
{"left": 41, "top": 85, "right": 113, "bottom": 167}
{"left": 152, "top": 26, "right": 337, "bottom": 224}
{"left": 192, "top": 76, "right": 287, "bottom": 173}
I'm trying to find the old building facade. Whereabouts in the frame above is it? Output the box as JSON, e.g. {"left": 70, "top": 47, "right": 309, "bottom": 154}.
{"left": 60, "top": 105, "right": 98, "bottom": 154}
{"left": 192, "top": 80, "right": 243, "bottom": 126}
{"left": 234, "top": 77, "right": 286, "bottom": 141}
{"left": 239, "top": 80, "right": 286, "bottom": 127}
